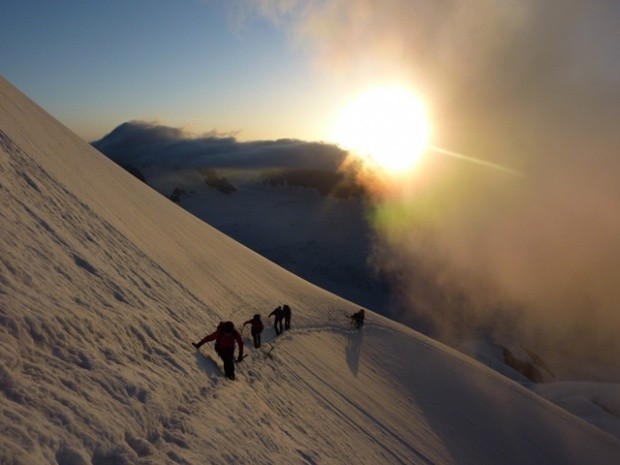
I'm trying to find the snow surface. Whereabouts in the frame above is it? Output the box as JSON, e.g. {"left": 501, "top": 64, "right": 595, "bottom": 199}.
{"left": 1, "top": 76, "right": 620, "bottom": 464}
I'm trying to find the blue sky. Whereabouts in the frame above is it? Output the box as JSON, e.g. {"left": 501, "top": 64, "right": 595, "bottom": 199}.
{"left": 1, "top": 0, "right": 343, "bottom": 141}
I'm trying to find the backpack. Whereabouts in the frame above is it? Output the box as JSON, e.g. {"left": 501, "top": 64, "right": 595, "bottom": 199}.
{"left": 216, "top": 322, "right": 236, "bottom": 351}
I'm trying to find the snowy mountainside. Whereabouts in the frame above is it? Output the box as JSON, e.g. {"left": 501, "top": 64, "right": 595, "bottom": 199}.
{"left": 1, "top": 76, "right": 620, "bottom": 464}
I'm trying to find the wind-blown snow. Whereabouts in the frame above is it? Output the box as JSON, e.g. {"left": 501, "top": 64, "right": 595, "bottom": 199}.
{"left": 1, "top": 76, "right": 619, "bottom": 464}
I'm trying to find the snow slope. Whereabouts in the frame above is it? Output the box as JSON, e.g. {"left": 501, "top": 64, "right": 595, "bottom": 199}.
{"left": 1, "top": 76, "right": 619, "bottom": 465}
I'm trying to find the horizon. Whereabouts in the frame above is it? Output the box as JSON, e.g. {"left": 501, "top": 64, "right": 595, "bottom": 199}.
{"left": 3, "top": 1, "right": 617, "bottom": 150}
{"left": 1, "top": 0, "right": 349, "bottom": 143}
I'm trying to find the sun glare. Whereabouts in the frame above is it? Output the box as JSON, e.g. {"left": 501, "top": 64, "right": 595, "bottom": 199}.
{"left": 332, "top": 85, "right": 431, "bottom": 174}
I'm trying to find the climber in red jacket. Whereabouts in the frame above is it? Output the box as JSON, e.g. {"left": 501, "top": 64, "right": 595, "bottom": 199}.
{"left": 193, "top": 321, "right": 244, "bottom": 380}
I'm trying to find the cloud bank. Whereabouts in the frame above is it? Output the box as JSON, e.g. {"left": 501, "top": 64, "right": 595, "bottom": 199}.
{"left": 93, "top": 121, "right": 347, "bottom": 171}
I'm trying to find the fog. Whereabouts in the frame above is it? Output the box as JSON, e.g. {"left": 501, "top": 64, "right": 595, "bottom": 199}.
{"left": 247, "top": 0, "right": 620, "bottom": 379}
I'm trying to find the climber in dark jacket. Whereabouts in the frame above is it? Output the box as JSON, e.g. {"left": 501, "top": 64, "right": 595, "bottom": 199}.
{"left": 243, "top": 314, "right": 264, "bottom": 348}
{"left": 282, "top": 304, "right": 292, "bottom": 330}
{"left": 269, "top": 306, "right": 285, "bottom": 335}
{"left": 193, "top": 321, "right": 244, "bottom": 379}
{"left": 351, "top": 309, "right": 365, "bottom": 329}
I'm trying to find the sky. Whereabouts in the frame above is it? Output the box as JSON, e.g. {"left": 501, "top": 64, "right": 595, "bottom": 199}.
{"left": 1, "top": 0, "right": 349, "bottom": 142}
{"left": 2, "top": 0, "right": 618, "bottom": 151}
{"left": 2, "top": 74, "right": 620, "bottom": 464}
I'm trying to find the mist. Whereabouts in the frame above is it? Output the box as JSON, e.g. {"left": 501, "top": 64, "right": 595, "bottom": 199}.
{"left": 246, "top": 0, "right": 620, "bottom": 379}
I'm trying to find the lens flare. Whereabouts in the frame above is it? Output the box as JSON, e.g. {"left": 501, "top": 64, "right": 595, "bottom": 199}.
{"left": 430, "top": 146, "right": 524, "bottom": 177}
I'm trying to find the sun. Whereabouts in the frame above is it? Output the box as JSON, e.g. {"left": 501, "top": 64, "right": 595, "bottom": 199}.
{"left": 332, "top": 85, "right": 431, "bottom": 174}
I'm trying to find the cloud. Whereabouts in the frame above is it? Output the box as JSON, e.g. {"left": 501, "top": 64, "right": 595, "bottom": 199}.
{"left": 92, "top": 121, "right": 347, "bottom": 171}
{"left": 245, "top": 0, "right": 620, "bottom": 379}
